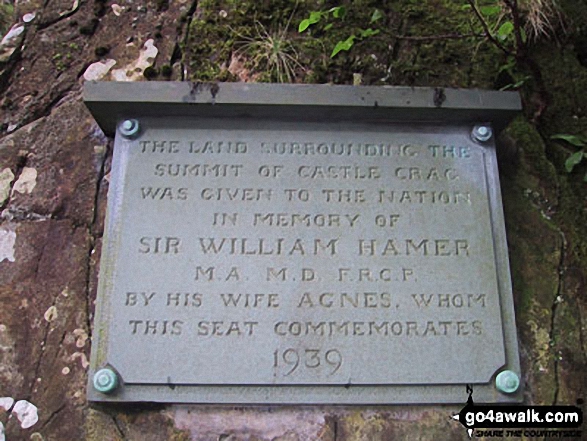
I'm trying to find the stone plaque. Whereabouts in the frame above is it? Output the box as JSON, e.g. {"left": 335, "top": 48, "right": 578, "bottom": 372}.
{"left": 85, "top": 82, "right": 521, "bottom": 403}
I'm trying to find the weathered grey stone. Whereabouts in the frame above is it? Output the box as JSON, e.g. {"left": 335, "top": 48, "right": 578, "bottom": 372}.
{"left": 86, "top": 85, "right": 521, "bottom": 404}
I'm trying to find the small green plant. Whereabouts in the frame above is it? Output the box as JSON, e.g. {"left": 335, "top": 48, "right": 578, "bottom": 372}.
{"left": 463, "top": 0, "right": 563, "bottom": 105}
{"left": 551, "top": 134, "right": 587, "bottom": 181}
{"left": 233, "top": 18, "right": 303, "bottom": 83}
{"left": 298, "top": 6, "right": 346, "bottom": 33}
{"left": 52, "top": 53, "right": 67, "bottom": 71}
{"left": 498, "top": 57, "right": 531, "bottom": 90}
{"left": 465, "top": 0, "right": 561, "bottom": 48}
{"left": 463, "top": 2, "right": 529, "bottom": 89}
{"left": 298, "top": 7, "right": 383, "bottom": 58}
{"left": 521, "top": 0, "right": 563, "bottom": 40}
{"left": 463, "top": 4, "right": 516, "bottom": 38}
{"left": 331, "top": 27, "right": 380, "bottom": 58}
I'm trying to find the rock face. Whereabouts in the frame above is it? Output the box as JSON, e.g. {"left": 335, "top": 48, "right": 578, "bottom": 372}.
{"left": 0, "top": 1, "right": 585, "bottom": 440}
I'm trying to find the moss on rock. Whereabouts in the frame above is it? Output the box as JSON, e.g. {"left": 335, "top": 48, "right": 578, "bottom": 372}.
{"left": 183, "top": 0, "right": 506, "bottom": 86}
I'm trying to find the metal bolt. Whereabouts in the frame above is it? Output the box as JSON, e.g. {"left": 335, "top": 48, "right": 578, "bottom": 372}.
{"left": 93, "top": 368, "right": 119, "bottom": 394}
{"left": 495, "top": 370, "right": 520, "bottom": 394}
{"left": 119, "top": 119, "right": 140, "bottom": 138}
{"left": 472, "top": 125, "right": 493, "bottom": 142}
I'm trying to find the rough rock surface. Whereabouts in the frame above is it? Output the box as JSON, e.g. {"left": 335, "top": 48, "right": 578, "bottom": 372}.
{"left": 0, "top": 0, "right": 585, "bottom": 440}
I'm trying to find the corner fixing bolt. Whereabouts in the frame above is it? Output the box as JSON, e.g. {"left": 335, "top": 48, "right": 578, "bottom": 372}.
{"left": 495, "top": 370, "right": 520, "bottom": 394}
{"left": 472, "top": 124, "right": 493, "bottom": 143}
{"left": 119, "top": 119, "right": 140, "bottom": 138}
{"left": 93, "top": 367, "right": 119, "bottom": 394}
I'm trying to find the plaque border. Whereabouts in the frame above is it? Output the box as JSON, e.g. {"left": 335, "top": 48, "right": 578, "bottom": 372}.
{"left": 85, "top": 82, "right": 522, "bottom": 404}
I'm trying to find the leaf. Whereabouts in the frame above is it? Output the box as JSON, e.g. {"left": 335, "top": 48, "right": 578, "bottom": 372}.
{"left": 551, "top": 134, "right": 587, "bottom": 147}
{"left": 498, "top": 57, "right": 516, "bottom": 73}
{"left": 497, "top": 21, "right": 514, "bottom": 40}
{"left": 331, "top": 6, "right": 346, "bottom": 19}
{"left": 324, "top": 23, "right": 333, "bottom": 31}
{"left": 565, "top": 150, "right": 585, "bottom": 172}
{"left": 371, "top": 9, "right": 383, "bottom": 23}
{"left": 298, "top": 19, "right": 311, "bottom": 33}
{"left": 330, "top": 42, "right": 346, "bottom": 58}
{"left": 498, "top": 64, "right": 511, "bottom": 74}
{"left": 480, "top": 5, "right": 501, "bottom": 16}
{"left": 501, "top": 75, "right": 532, "bottom": 90}
{"left": 461, "top": 4, "right": 472, "bottom": 10}
{"left": 299, "top": 11, "right": 322, "bottom": 32}
{"left": 309, "top": 11, "right": 322, "bottom": 24}
{"left": 359, "top": 28, "right": 379, "bottom": 38}
{"left": 331, "top": 36, "right": 355, "bottom": 58}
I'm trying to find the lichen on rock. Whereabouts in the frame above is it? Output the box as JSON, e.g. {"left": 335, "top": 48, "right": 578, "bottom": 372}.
{"left": 111, "top": 39, "right": 159, "bottom": 81}
{"left": 11, "top": 167, "right": 36, "bottom": 195}
{"left": 0, "top": 168, "right": 14, "bottom": 205}
{"left": 83, "top": 59, "right": 117, "bottom": 82}
{"left": 0, "top": 225, "right": 16, "bottom": 263}
{"left": 11, "top": 399, "right": 39, "bottom": 429}
{"left": 0, "top": 23, "right": 24, "bottom": 63}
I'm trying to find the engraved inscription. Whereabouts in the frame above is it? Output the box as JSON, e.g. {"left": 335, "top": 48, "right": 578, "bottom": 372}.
{"left": 357, "top": 239, "right": 469, "bottom": 256}
{"left": 273, "top": 348, "right": 343, "bottom": 376}
{"left": 107, "top": 122, "right": 507, "bottom": 386}
{"left": 155, "top": 163, "right": 243, "bottom": 177}
{"left": 139, "top": 237, "right": 181, "bottom": 254}
{"left": 197, "top": 238, "right": 339, "bottom": 256}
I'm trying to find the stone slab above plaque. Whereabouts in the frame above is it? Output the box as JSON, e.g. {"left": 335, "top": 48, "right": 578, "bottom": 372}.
{"left": 84, "top": 82, "right": 522, "bottom": 404}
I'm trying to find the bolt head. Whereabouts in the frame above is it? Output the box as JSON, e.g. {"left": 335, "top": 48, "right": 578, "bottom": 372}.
{"left": 93, "top": 368, "right": 119, "bottom": 394}
{"left": 495, "top": 370, "right": 520, "bottom": 394}
{"left": 119, "top": 119, "right": 140, "bottom": 138}
{"left": 472, "top": 125, "right": 493, "bottom": 142}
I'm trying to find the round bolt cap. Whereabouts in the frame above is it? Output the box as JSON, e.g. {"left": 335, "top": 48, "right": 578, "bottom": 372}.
{"left": 472, "top": 125, "right": 493, "bottom": 142}
{"left": 119, "top": 119, "right": 140, "bottom": 138}
{"left": 93, "top": 368, "right": 119, "bottom": 394}
{"left": 495, "top": 370, "right": 520, "bottom": 394}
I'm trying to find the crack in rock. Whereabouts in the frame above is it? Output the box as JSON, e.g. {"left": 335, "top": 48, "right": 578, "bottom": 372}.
{"left": 549, "top": 229, "right": 567, "bottom": 405}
